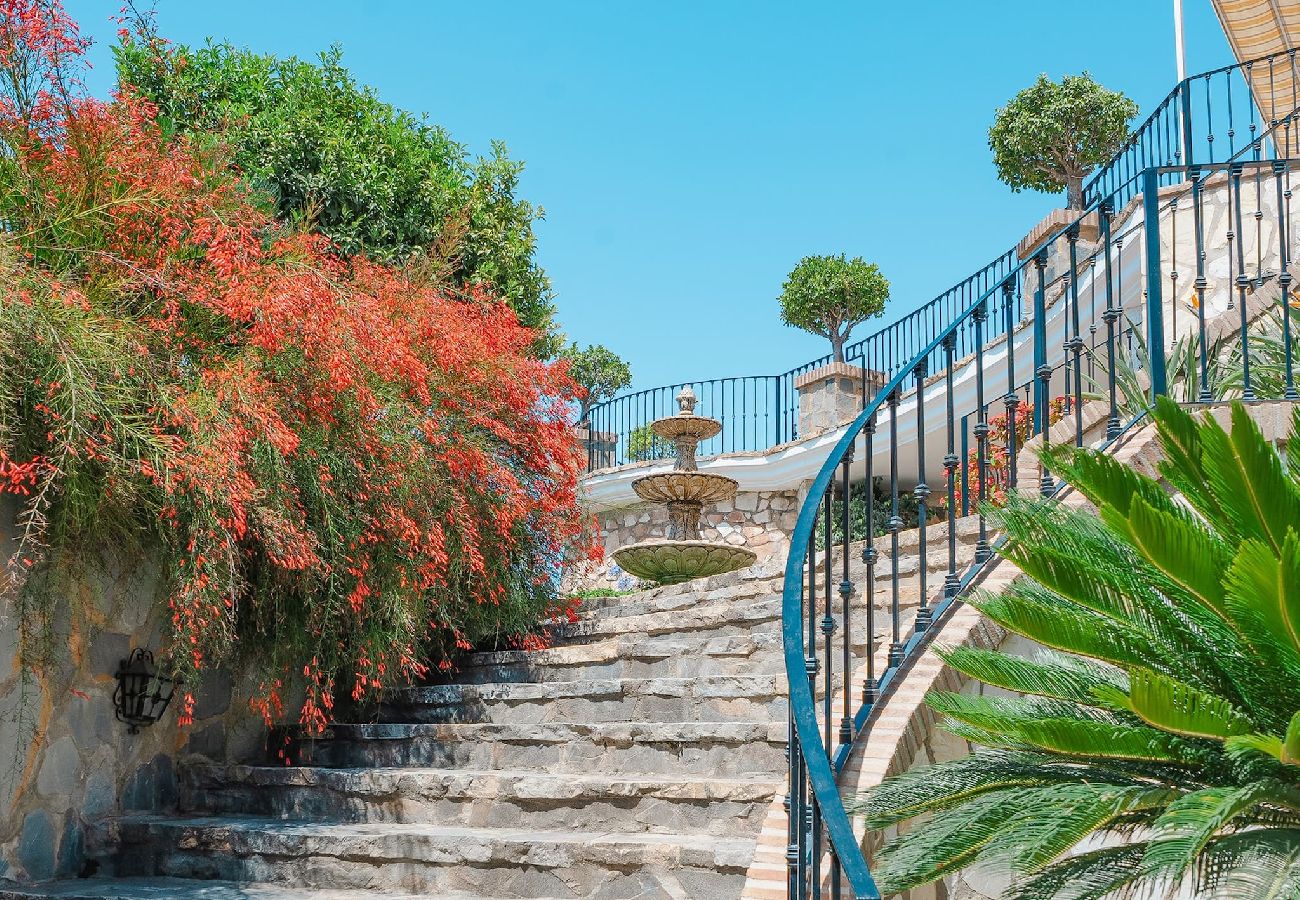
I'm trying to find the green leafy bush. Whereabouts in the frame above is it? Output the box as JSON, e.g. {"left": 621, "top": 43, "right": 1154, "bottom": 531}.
{"left": 114, "top": 31, "right": 557, "bottom": 350}
{"left": 627, "top": 424, "right": 676, "bottom": 462}
{"left": 778, "top": 254, "right": 889, "bottom": 363}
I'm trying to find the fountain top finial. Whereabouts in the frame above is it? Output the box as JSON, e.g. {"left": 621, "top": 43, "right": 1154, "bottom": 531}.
{"left": 675, "top": 385, "right": 697, "bottom": 416}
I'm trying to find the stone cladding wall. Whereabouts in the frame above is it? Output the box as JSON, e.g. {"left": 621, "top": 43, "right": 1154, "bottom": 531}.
{"left": 0, "top": 503, "right": 263, "bottom": 882}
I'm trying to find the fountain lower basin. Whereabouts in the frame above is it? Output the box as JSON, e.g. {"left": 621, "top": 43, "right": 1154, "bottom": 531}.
{"left": 612, "top": 540, "right": 757, "bottom": 585}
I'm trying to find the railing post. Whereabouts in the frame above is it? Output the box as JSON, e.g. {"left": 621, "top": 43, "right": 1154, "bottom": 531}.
{"left": 1180, "top": 80, "right": 1195, "bottom": 168}
{"left": 1032, "top": 251, "right": 1053, "bottom": 496}
{"left": 1143, "top": 167, "right": 1168, "bottom": 400}
{"left": 1031, "top": 251, "right": 1049, "bottom": 437}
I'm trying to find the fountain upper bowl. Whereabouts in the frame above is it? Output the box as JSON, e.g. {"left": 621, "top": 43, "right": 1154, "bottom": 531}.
{"left": 632, "top": 471, "right": 739, "bottom": 505}
{"left": 651, "top": 414, "right": 722, "bottom": 443}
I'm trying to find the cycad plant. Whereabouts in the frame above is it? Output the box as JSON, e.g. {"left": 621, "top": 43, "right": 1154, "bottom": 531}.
{"left": 858, "top": 397, "right": 1300, "bottom": 899}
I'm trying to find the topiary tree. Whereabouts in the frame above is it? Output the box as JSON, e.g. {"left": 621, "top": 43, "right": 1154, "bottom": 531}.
{"left": 778, "top": 254, "right": 889, "bottom": 364}
{"left": 560, "top": 343, "right": 632, "bottom": 423}
{"left": 989, "top": 72, "right": 1138, "bottom": 210}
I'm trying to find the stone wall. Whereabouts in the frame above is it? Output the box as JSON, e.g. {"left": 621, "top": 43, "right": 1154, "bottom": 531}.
{"left": 569, "top": 488, "right": 799, "bottom": 593}
{"left": 0, "top": 505, "right": 264, "bottom": 883}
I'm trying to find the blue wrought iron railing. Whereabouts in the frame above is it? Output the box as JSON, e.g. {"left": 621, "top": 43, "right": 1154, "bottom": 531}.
{"left": 582, "top": 252, "right": 1016, "bottom": 469}
{"left": 584, "top": 49, "right": 1300, "bottom": 475}
{"left": 1085, "top": 49, "right": 1300, "bottom": 208}
{"left": 782, "top": 49, "right": 1300, "bottom": 899}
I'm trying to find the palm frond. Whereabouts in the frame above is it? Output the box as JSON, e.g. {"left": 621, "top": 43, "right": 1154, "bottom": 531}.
{"left": 939, "top": 646, "right": 1126, "bottom": 706}
{"left": 1101, "top": 668, "right": 1256, "bottom": 740}
{"left": 1142, "top": 782, "right": 1300, "bottom": 883}
{"left": 1195, "top": 828, "right": 1300, "bottom": 899}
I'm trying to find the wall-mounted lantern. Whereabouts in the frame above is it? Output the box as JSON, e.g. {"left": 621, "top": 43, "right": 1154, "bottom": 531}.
{"left": 112, "top": 649, "right": 178, "bottom": 734}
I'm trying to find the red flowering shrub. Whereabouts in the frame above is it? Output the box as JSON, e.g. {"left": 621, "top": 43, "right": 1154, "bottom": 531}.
{"left": 954, "top": 397, "right": 1067, "bottom": 510}
{"left": 0, "top": 1, "right": 596, "bottom": 730}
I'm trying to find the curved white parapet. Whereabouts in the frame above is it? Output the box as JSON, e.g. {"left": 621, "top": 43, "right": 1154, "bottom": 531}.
{"left": 583, "top": 172, "right": 1276, "bottom": 512}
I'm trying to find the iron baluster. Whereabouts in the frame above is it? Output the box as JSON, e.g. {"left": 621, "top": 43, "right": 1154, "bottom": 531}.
{"left": 913, "top": 360, "right": 932, "bottom": 632}
{"left": 973, "top": 302, "right": 991, "bottom": 563}
{"left": 1143, "top": 168, "right": 1169, "bottom": 399}
{"left": 1101, "top": 199, "right": 1122, "bottom": 436}
{"left": 822, "top": 489, "right": 835, "bottom": 755}
{"left": 1002, "top": 277, "right": 1020, "bottom": 491}
{"left": 942, "top": 334, "right": 959, "bottom": 598}
{"left": 1191, "top": 167, "right": 1212, "bottom": 400}
{"left": 1032, "top": 251, "right": 1053, "bottom": 495}
{"left": 887, "top": 387, "right": 904, "bottom": 668}
{"left": 861, "top": 414, "right": 877, "bottom": 706}
{"left": 1231, "top": 164, "right": 1256, "bottom": 399}
{"left": 1232, "top": 162, "right": 1253, "bottom": 400}
{"left": 838, "top": 443, "right": 854, "bottom": 749}
{"left": 786, "top": 709, "right": 802, "bottom": 898}
{"left": 1276, "top": 160, "right": 1298, "bottom": 399}
{"left": 1067, "top": 225, "right": 1085, "bottom": 448}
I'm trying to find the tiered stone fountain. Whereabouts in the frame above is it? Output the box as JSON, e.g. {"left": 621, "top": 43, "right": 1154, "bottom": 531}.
{"left": 612, "top": 386, "right": 757, "bottom": 585}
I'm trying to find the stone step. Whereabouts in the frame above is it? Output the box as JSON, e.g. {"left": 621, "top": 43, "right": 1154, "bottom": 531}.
{"left": 379, "top": 675, "right": 787, "bottom": 725}
{"left": 182, "top": 765, "right": 780, "bottom": 837}
{"left": 0, "top": 878, "right": 444, "bottom": 899}
{"left": 276, "top": 721, "right": 789, "bottom": 776}
{"left": 103, "top": 817, "right": 754, "bottom": 898}
{"left": 549, "top": 596, "right": 783, "bottom": 643}
{"left": 448, "top": 631, "right": 786, "bottom": 683}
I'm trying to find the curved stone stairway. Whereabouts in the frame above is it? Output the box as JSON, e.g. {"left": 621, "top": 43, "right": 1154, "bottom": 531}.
{"left": 1, "top": 520, "right": 979, "bottom": 900}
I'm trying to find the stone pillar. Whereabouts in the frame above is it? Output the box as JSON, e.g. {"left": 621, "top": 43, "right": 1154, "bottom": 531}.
{"left": 1017, "top": 208, "right": 1100, "bottom": 286}
{"left": 794, "top": 362, "right": 883, "bottom": 438}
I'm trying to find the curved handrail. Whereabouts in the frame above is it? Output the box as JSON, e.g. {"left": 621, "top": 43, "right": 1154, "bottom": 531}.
{"left": 782, "top": 149, "right": 1300, "bottom": 896}
{"left": 781, "top": 178, "right": 1138, "bottom": 895}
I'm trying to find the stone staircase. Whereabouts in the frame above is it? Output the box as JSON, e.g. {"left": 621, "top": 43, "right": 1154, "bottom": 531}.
{"left": 1, "top": 518, "right": 980, "bottom": 900}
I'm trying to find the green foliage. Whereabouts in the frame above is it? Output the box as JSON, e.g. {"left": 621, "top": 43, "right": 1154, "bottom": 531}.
{"left": 989, "top": 73, "right": 1138, "bottom": 209}
{"left": 778, "top": 254, "right": 889, "bottom": 362}
{"left": 627, "top": 423, "right": 676, "bottom": 462}
{"left": 816, "top": 478, "right": 920, "bottom": 549}
{"left": 559, "top": 343, "right": 632, "bottom": 421}
{"left": 113, "top": 36, "right": 558, "bottom": 350}
{"left": 857, "top": 399, "right": 1300, "bottom": 898}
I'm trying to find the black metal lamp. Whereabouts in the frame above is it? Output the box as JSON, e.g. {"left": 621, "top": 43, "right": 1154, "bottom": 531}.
{"left": 112, "top": 648, "right": 178, "bottom": 734}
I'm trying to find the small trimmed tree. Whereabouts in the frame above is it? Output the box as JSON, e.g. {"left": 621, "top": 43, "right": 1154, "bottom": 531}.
{"left": 989, "top": 72, "right": 1138, "bottom": 210}
{"left": 560, "top": 343, "right": 632, "bottom": 423}
{"left": 778, "top": 254, "right": 889, "bottom": 364}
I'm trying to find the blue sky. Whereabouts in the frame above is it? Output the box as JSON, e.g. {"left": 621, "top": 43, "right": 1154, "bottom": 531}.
{"left": 64, "top": 1, "right": 1234, "bottom": 392}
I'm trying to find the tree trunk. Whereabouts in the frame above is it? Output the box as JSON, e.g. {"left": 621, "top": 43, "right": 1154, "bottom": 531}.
{"left": 1065, "top": 172, "right": 1085, "bottom": 210}
{"left": 829, "top": 332, "right": 846, "bottom": 364}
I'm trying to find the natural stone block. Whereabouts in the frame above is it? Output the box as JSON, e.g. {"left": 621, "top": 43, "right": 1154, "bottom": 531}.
{"left": 36, "top": 736, "right": 81, "bottom": 799}
{"left": 122, "top": 753, "right": 176, "bottom": 812}
{"left": 54, "top": 814, "right": 84, "bottom": 877}
{"left": 18, "top": 809, "right": 55, "bottom": 880}
{"left": 192, "top": 669, "right": 232, "bottom": 720}
{"left": 67, "top": 691, "right": 114, "bottom": 750}
{"left": 81, "top": 771, "right": 115, "bottom": 819}
{"left": 87, "top": 630, "right": 131, "bottom": 679}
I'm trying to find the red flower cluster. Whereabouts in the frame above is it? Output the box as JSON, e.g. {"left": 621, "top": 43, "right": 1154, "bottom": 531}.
{"left": 954, "top": 397, "right": 1068, "bottom": 510}
{"left": 0, "top": 1, "right": 598, "bottom": 730}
